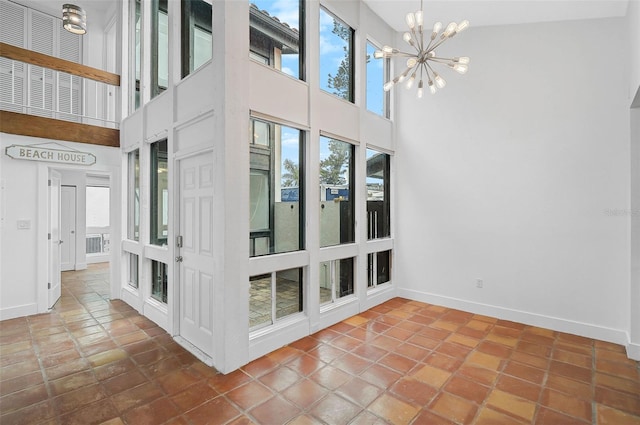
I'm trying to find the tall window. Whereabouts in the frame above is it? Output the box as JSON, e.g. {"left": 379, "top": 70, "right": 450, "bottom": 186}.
{"left": 129, "top": 253, "right": 139, "bottom": 289}
{"left": 320, "top": 258, "right": 354, "bottom": 304}
{"left": 250, "top": 118, "right": 304, "bottom": 257}
{"left": 150, "top": 139, "right": 168, "bottom": 246}
{"left": 366, "top": 41, "right": 389, "bottom": 117}
{"left": 368, "top": 250, "right": 391, "bottom": 288}
{"left": 319, "top": 136, "right": 354, "bottom": 247}
{"left": 319, "top": 7, "right": 354, "bottom": 102}
{"left": 134, "top": 0, "right": 141, "bottom": 109}
{"left": 250, "top": 268, "right": 303, "bottom": 330}
{"left": 366, "top": 149, "right": 390, "bottom": 239}
{"left": 182, "top": 0, "right": 212, "bottom": 78}
{"left": 128, "top": 149, "right": 140, "bottom": 241}
{"left": 152, "top": 0, "right": 169, "bottom": 97}
{"left": 249, "top": 0, "right": 304, "bottom": 80}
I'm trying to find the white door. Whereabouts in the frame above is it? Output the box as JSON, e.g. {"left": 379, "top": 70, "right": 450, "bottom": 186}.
{"left": 60, "top": 186, "right": 76, "bottom": 271}
{"left": 178, "top": 152, "right": 214, "bottom": 357}
{"left": 48, "top": 170, "right": 62, "bottom": 308}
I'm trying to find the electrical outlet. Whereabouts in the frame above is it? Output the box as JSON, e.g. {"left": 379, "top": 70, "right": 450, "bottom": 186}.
{"left": 476, "top": 279, "right": 483, "bottom": 288}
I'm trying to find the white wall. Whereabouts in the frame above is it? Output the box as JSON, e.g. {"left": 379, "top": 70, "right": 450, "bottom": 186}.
{"left": 628, "top": 0, "right": 640, "bottom": 101}
{"left": 395, "top": 17, "right": 632, "bottom": 349}
{"left": 0, "top": 134, "right": 121, "bottom": 320}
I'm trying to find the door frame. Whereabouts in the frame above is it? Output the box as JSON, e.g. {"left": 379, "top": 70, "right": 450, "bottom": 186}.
{"left": 36, "top": 163, "right": 121, "bottom": 313}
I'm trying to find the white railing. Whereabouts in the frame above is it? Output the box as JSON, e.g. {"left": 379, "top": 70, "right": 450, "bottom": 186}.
{"left": 0, "top": 57, "right": 120, "bottom": 129}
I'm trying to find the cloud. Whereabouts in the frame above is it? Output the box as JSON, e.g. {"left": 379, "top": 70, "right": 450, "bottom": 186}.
{"left": 319, "top": 35, "right": 344, "bottom": 55}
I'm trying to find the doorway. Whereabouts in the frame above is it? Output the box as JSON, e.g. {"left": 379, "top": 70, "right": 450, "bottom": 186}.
{"left": 60, "top": 185, "right": 77, "bottom": 271}
{"left": 48, "top": 170, "right": 62, "bottom": 308}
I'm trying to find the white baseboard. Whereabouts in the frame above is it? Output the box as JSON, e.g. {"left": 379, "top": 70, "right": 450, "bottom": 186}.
{"left": 627, "top": 342, "right": 640, "bottom": 360}
{"left": 0, "top": 303, "right": 38, "bottom": 321}
{"left": 397, "top": 288, "right": 630, "bottom": 347}
{"left": 75, "top": 263, "right": 88, "bottom": 270}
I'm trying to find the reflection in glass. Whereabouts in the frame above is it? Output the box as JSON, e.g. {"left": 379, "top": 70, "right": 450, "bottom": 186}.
{"left": 129, "top": 253, "right": 139, "bottom": 288}
{"left": 366, "top": 148, "right": 390, "bottom": 239}
{"left": 320, "top": 258, "right": 354, "bottom": 305}
{"left": 152, "top": 0, "right": 168, "bottom": 97}
{"left": 249, "top": 118, "right": 304, "bottom": 257}
{"left": 128, "top": 149, "right": 140, "bottom": 241}
{"left": 319, "top": 7, "right": 353, "bottom": 102}
{"left": 150, "top": 140, "right": 168, "bottom": 246}
{"left": 319, "top": 136, "right": 354, "bottom": 247}
{"left": 250, "top": 268, "right": 303, "bottom": 329}
{"left": 151, "top": 260, "right": 168, "bottom": 303}
{"left": 249, "top": 0, "right": 303, "bottom": 80}
{"left": 368, "top": 250, "right": 391, "bottom": 288}
{"left": 182, "top": 0, "right": 212, "bottom": 77}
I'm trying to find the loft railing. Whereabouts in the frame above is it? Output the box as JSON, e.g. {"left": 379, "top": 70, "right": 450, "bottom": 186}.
{"left": 0, "top": 42, "right": 121, "bottom": 147}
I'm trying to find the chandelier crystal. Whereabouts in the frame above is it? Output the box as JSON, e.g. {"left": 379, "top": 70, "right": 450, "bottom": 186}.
{"left": 375, "top": 1, "right": 469, "bottom": 97}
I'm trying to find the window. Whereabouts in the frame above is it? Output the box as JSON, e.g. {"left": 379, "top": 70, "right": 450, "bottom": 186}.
{"left": 249, "top": 118, "right": 304, "bottom": 257}
{"left": 320, "top": 257, "right": 354, "bottom": 304}
{"left": 249, "top": 0, "right": 303, "bottom": 80}
{"left": 368, "top": 250, "right": 391, "bottom": 288}
{"left": 320, "top": 136, "right": 354, "bottom": 247}
{"left": 128, "top": 149, "right": 140, "bottom": 241}
{"left": 319, "top": 7, "right": 354, "bottom": 102}
{"left": 86, "top": 186, "right": 110, "bottom": 254}
{"left": 151, "top": 260, "right": 168, "bottom": 303}
{"left": 366, "top": 41, "right": 389, "bottom": 117}
{"left": 366, "top": 149, "right": 390, "bottom": 239}
{"left": 129, "top": 253, "right": 139, "bottom": 288}
{"left": 182, "top": 0, "right": 212, "bottom": 78}
{"left": 250, "top": 268, "right": 303, "bottom": 330}
{"left": 150, "top": 139, "right": 168, "bottom": 246}
{"left": 152, "top": 0, "right": 169, "bottom": 97}
{"left": 134, "top": 0, "right": 141, "bottom": 109}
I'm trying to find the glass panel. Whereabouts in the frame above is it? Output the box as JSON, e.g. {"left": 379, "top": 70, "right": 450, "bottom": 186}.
{"left": 129, "top": 253, "right": 139, "bottom": 288}
{"left": 366, "top": 149, "right": 390, "bottom": 239}
{"left": 366, "top": 41, "right": 388, "bottom": 117}
{"left": 152, "top": 0, "right": 169, "bottom": 98}
{"left": 134, "top": 0, "right": 141, "bottom": 109}
{"left": 128, "top": 150, "right": 140, "bottom": 241}
{"left": 151, "top": 260, "right": 168, "bottom": 303}
{"left": 150, "top": 139, "right": 168, "bottom": 246}
{"left": 250, "top": 118, "right": 303, "bottom": 257}
{"left": 275, "top": 268, "right": 302, "bottom": 319}
{"left": 250, "top": 273, "right": 271, "bottom": 328}
{"left": 336, "top": 257, "right": 354, "bottom": 298}
{"left": 320, "top": 136, "right": 354, "bottom": 247}
{"left": 319, "top": 7, "right": 353, "bottom": 102}
{"left": 249, "top": 0, "right": 303, "bottom": 80}
{"left": 182, "top": 0, "right": 212, "bottom": 77}
{"left": 368, "top": 250, "right": 391, "bottom": 287}
{"left": 319, "top": 261, "right": 332, "bottom": 304}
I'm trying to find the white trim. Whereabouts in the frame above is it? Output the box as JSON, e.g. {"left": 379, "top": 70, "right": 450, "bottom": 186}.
{"left": 626, "top": 341, "right": 640, "bottom": 360}
{"left": 398, "top": 288, "right": 630, "bottom": 346}
{"left": 0, "top": 303, "right": 38, "bottom": 321}
{"left": 248, "top": 315, "right": 309, "bottom": 362}
{"left": 175, "top": 336, "right": 214, "bottom": 366}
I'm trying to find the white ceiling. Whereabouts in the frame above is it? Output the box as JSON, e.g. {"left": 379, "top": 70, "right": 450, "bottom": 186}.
{"left": 363, "top": 0, "right": 630, "bottom": 30}
{"left": 13, "top": 0, "right": 116, "bottom": 25}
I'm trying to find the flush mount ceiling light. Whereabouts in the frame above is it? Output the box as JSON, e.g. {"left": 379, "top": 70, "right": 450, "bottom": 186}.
{"left": 375, "top": 0, "right": 469, "bottom": 97}
{"left": 62, "top": 4, "right": 87, "bottom": 35}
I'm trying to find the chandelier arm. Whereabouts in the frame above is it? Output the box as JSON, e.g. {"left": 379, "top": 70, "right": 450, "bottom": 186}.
{"left": 429, "top": 57, "right": 455, "bottom": 64}
{"left": 428, "top": 36, "right": 451, "bottom": 53}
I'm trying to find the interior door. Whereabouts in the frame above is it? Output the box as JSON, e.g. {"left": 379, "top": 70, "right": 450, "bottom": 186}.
{"left": 60, "top": 186, "right": 76, "bottom": 271}
{"left": 48, "top": 170, "right": 62, "bottom": 308}
{"left": 178, "top": 152, "right": 214, "bottom": 357}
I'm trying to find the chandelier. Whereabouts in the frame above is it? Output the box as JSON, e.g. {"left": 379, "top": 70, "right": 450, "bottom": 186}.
{"left": 374, "top": 0, "right": 469, "bottom": 97}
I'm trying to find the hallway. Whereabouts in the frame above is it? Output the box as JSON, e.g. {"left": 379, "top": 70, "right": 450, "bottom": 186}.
{"left": 1, "top": 264, "right": 639, "bottom": 424}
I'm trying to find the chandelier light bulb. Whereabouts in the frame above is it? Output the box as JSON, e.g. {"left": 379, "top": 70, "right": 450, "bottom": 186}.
{"left": 454, "top": 56, "right": 470, "bottom": 64}
{"left": 406, "top": 73, "right": 416, "bottom": 89}
{"left": 432, "top": 21, "right": 442, "bottom": 38}
{"left": 417, "top": 80, "right": 424, "bottom": 98}
{"left": 453, "top": 63, "right": 468, "bottom": 74}
{"left": 382, "top": 45, "right": 394, "bottom": 54}
{"left": 443, "top": 22, "right": 458, "bottom": 38}
{"left": 406, "top": 57, "right": 417, "bottom": 68}
{"left": 383, "top": 81, "right": 395, "bottom": 92}
{"left": 434, "top": 73, "right": 446, "bottom": 88}
{"left": 415, "top": 10, "right": 424, "bottom": 30}
{"left": 429, "top": 80, "right": 437, "bottom": 94}
{"left": 406, "top": 12, "right": 416, "bottom": 29}
{"left": 373, "top": 50, "right": 384, "bottom": 59}
{"left": 456, "top": 20, "right": 469, "bottom": 34}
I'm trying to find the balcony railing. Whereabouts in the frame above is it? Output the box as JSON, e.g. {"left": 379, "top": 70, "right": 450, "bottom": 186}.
{"left": 0, "top": 42, "right": 120, "bottom": 147}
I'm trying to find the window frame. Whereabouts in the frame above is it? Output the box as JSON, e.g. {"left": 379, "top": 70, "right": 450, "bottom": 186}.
{"left": 366, "top": 148, "right": 390, "bottom": 240}
{"left": 150, "top": 139, "right": 168, "bottom": 246}
{"left": 366, "top": 40, "right": 390, "bottom": 118}
{"left": 181, "top": 0, "right": 212, "bottom": 78}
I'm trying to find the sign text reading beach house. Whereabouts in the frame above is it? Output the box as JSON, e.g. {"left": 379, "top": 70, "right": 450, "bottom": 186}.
{"left": 5, "top": 145, "right": 96, "bottom": 166}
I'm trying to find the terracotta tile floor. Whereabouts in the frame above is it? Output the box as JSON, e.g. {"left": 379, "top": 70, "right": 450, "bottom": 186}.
{"left": 1, "top": 264, "right": 640, "bottom": 425}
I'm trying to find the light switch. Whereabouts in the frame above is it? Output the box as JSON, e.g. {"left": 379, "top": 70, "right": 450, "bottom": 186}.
{"left": 17, "top": 220, "right": 31, "bottom": 229}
